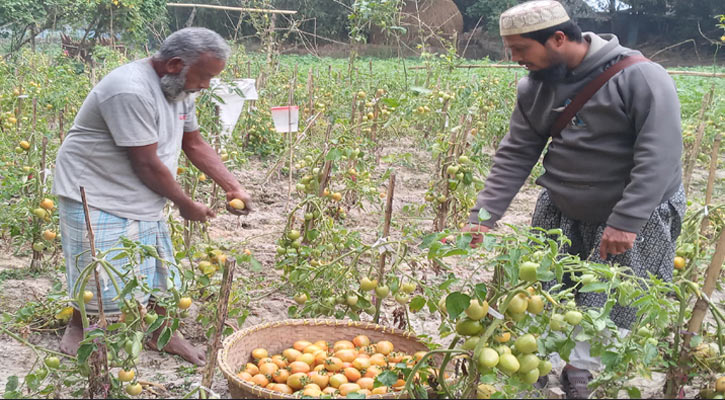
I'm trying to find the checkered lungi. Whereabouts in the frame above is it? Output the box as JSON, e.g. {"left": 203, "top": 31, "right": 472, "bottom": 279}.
{"left": 58, "top": 196, "right": 181, "bottom": 314}
{"left": 535, "top": 187, "right": 686, "bottom": 329}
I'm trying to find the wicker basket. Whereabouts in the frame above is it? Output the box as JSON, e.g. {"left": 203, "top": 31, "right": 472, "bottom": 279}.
{"left": 217, "top": 319, "right": 432, "bottom": 399}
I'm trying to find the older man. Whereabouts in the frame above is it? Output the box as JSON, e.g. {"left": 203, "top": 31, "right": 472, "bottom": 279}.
{"left": 53, "top": 28, "right": 252, "bottom": 365}
{"left": 464, "top": 1, "right": 684, "bottom": 397}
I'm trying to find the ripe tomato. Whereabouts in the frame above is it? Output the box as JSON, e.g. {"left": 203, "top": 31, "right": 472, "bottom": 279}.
{"left": 244, "top": 363, "right": 259, "bottom": 375}
{"left": 313, "top": 340, "right": 329, "bottom": 351}
{"left": 272, "top": 368, "right": 289, "bottom": 383}
{"left": 303, "top": 344, "right": 323, "bottom": 354}
{"left": 372, "top": 386, "right": 388, "bottom": 395}
{"left": 333, "top": 340, "right": 355, "bottom": 352}
{"left": 271, "top": 355, "right": 287, "bottom": 369}
{"left": 302, "top": 386, "right": 322, "bottom": 397}
{"left": 364, "top": 365, "right": 382, "bottom": 378}
{"left": 237, "top": 371, "right": 252, "bottom": 381}
{"left": 375, "top": 341, "right": 394, "bottom": 355}
{"left": 329, "top": 373, "right": 348, "bottom": 388}
{"left": 716, "top": 376, "right": 725, "bottom": 393}
{"left": 259, "top": 362, "right": 278, "bottom": 376}
{"left": 343, "top": 367, "right": 361, "bottom": 382}
{"left": 494, "top": 332, "right": 511, "bottom": 343}
{"left": 674, "top": 256, "right": 686, "bottom": 270}
{"left": 352, "top": 335, "right": 370, "bottom": 347}
{"left": 352, "top": 357, "right": 371, "bottom": 370}
{"left": 338, "top": 383, "right": 361, "bottom": 396}
{"left": 514, "top": 334, "right": 538, "bottom": 354}
{"left": 283, "top": 348, "right": 302, "bottom": 361}
{"left": 288, "top": 361, "right": 311, "bottom": 374}
{"left": 309, "top": 371, "right": 330, "bottom": 388}
{"left": 335, "top": 349, "right": 357, "bottom": 363}
{"left": 251, "top": 348, "right": 268, "bottom": 361}
{"left": 178, "top": 297, "right": 192, "bottom": 310}
{"left": 297, "top": 353, "right": 315, "bottom": 366}
{"left": 286, "top": 372, "right": 309, "bottom": 390}
{"left": 324, "top": 357, "right": 343, "bottom": 372}
{"left": 369, "top": 353, "right": 387, "bottom": 367}
{"left": 118, "top": 369, "right": 135, "bottom": 382}
{"left": 357, "top": 377, "right": 374, "bottom": 390}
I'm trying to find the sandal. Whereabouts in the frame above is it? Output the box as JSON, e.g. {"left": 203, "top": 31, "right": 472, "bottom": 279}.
{"left": 560, "top": 367, "right": 593, "bottom": 399}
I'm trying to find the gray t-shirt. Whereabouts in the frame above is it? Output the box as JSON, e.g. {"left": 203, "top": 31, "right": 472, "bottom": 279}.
{"left": 53, "top": 59, "right": 199, "bottom": 221}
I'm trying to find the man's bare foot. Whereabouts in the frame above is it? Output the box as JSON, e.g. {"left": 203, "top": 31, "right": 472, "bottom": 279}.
{"left": 147, "top": 302, "right": 206, "bottom": 366}
{"left": 60, "top": 309, "right": 83, "bottom": 356}
{"left": 148, "top": 328, "right": 206, "bottom": 366}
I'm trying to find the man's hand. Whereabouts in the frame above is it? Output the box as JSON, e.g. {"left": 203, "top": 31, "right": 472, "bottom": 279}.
{"left": 462, "top": 224, "right": 490, "bottom": 248}
{"left": 226, "top": 189, "right": 253, "bottom": 216}
{"left": 179, "top": 200, "right": 215, "bottom": 222}
{"left": 599, "top": 226, "right": 637, "bottom": 259}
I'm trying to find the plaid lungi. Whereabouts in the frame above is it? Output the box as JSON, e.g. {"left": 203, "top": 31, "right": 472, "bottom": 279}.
{"left": 535, "top": 186, "right": 686, "bottom": 329}
{"left": 58, "top": 196, "right": 181, "bottom": 314}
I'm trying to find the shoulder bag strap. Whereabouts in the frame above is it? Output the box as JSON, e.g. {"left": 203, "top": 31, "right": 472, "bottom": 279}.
{"left": 550, "top": 55, "right": 650, "bottom": 139}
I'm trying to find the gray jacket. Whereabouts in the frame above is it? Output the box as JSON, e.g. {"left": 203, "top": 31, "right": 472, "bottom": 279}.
{"left": 469, "top": 33, "right": 682, "bottom": 233}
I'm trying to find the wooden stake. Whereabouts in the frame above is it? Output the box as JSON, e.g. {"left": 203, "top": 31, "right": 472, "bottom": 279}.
{"left": 684, "top": 84, "right": 714, "bottom": 195}
{"left": 700, "top": 135, "right": 721, "bottom": 236}
{"left": 79, "top": 186, "right": 110, "bottom": 399}
{"left": 286, "top": 65, "right": 298, "bottom": 211}
{"left": 200, "top": 259, "right": 236, "bottom": 398}
{"left": 374, "top": 174, "right": 396, "bottom": 323}
{"left": 59, "top": 108, "right": 65, "bottom": 143}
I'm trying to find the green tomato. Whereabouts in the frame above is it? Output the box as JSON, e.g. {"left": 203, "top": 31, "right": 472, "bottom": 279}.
{"left": 527, "top": 295, "right": 544, "bottom": 314}
{"left": 360, "top": 277, "right": 378, "bottom": 291}
{"left": 461, "top": 336, "right": 480, "bottom": 351}
{"left": 346, "top": 294, "right": 359, "bottom": 307}
{"left": 143, "top": 312, "right": 158, "bottom": 326}
{"left": 564, "top": 310, "right": 583, "bottom": 325}
{"left": 44, "top": 356, "right": 60, "bottom": 369}
{"left": 287, "top": 230, "right": 301, "bottom": 241}
{"left": 580, "top": 274, "right": 597, "bottom": 285}
{"left": 496, "top": 345, "right": 512, "bottom": 355}
{"left": 522, "top": 367, "right": 540, "bottom": 385}
{"left": 637, "top": 327, "right": 652, "bottom": 337}
{"left": 294, "top": 293, "right": 308, "bottom": 304}
{"left": 514, "top": 334, "right": 538, "bottom": 354}
{"left": 517, "top": 353, "right": 540, "bottom": 373}
{"left": 518, "top": 261, "right": 539, "bottom": 282}
{"left": 498, "top": 353, "right": 520, "bottom": 374}
{"left": 550, "top": 313, "right": 566, "bottom": 331}
{"left": 456, "top": 318, "right": 484, "bottom": 336}
{"left": 401, "top": 282, "right": 417, "bottom": 294}
{"left": 477, "top": 347, "right": 499, "bottom": 370}
{"left": 465, "top": 299, "right": 489, "bottom": 321}
{"left": 375, "top": 285, "right": 390, "bottom": 298}
{"left": 538, "top": 360, "right": 553, "bottom": 376}
{"left": 507, "top": 294, "right": 528, "bottom": 314}
{"left": 394, "top": 293, "right": 410, "bottom": 305}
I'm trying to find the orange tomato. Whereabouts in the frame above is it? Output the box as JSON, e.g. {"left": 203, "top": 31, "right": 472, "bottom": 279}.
{"left": 359, "top": 345, "right": 376, "bottom": 355}
{"left": 312, "top": 364, "right": 326, "bottom": 373}
{"left": 283, "top": 348, "right": 302, "bottom": 362}
{"left": 359, "top": 389, "right": 372, "bottom": 396}
{"left": 352, "top": 357, "right": 371, "bottom": 370}
{"left": 376, "top": 341, "right": 394, "bottom": 355}
{"left": 370, "top": 353, "right": 387, "bottom": 367}
{"left": 357, "top": 377, "right": 374, "bottom": 390}
{"left": 393, "top": 379, "right": 406, "bottom": 390}
{"left": 364, "top": 365, "right": 382, "bottom": 378}
{"left": 309, "top": 370, "right": 330, "bottom": 388}
{"left": 257, "top": 357, "right": 274, "bottom": 366}
{"left": 251, "top": 348, "right": 268, "bottom": 361}
{"left": 329, "top": 373, "right": 348, "bottom": 388}
{"left": 343, "top": 367, "right": 361, "bottom": 382}
{"left": 286, "top": 372, "right": 309, "bottom": 390}
{"left": 251, "top": 374, "right": 269, "bottom": 387}
{"left": 244, "top": 363, "right": 259, "bottom": 375}
{"left": 338, "top": 383, "right": 361, "bottom": 396}
{"left": 259, "top": 362, "right": 278, "bottom": 376}
{"left": 272, "top": 369, "right": 290, "bottom": 383}
{"left": 271, "top": 355, "right": 287, "bottom": 369}
{"left": 289, "top": 361, "right": 311, "bottom": 374}
{"left": 313, "top": 350, "right": 329, "bottom": 365}
{"left": 293, "top": 340, "right": 312, "bottom": 351}
{"left": 335, "top": 349, "right": 357, "bottom": 363}
{"left": 297, "top": 353, "right": 315, "bottom": 366}
{"left": 414, "top": 351, "right": 427, "bottom": 362}
{"left": 387, "top": 351, "right": 404, "bottom": 363}
{"left": 324, "top": 356, "right": 343, "bottom": 372}
{"left": 352, "top": 335, "right": 371, "bottom": 348}
{"left": 274, "top": 384, "right": 293, "bottom": 394}
{"left": 333, "top": 340, "right": 355, "bottom": 352}
{"left": 313, "top": 340, "right": 329, "bottom": 351}
{"left": 372, "top": 386, "right": 388, "bottom": 395}
{"left": 302, "top": 386, "right": 322, "bottom": 397}
{"left": 322, "top": 387, "right": 338, "bottom": 395}
{"left": 304, "top": 344, "right": 323, "bottom": 354}
{"left": 236, "top": 371, "right": 252, "bottom": 381}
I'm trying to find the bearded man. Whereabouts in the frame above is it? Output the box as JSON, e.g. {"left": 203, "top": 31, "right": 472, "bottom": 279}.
{"left": 53, "top": 28, "right": 252, "bottom": 365}
{"left": 463, "top": 1, "right": 685, "bottom": 397}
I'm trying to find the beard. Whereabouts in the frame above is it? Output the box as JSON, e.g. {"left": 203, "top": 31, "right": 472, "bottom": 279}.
{"left": 528, "top": 62, "right": 568, "bottom": 83}
{"left": 160, "top": 66, "right": 195, "bottom": 102}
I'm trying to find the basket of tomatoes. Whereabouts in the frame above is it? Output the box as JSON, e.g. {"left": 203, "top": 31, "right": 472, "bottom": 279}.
{"left": 217, "top": 319, "right": 433, "bottom": 398}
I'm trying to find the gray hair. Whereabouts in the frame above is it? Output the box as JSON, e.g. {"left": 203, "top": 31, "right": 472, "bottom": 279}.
{"left": 154, "top": 27, "right": 231, "bottom": 65}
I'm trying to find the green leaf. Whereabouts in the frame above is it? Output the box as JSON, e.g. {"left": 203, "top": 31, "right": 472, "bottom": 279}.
{"left": 474, "top": 283, "right": 488, "bottom": 301}
{"left": 477, "top": 209, "right": 491, "bottom": 223}
{"left": 131, "top": 339, "right": 142, "bottom": 358}
{"left": 374, "top": 370, "right": 399, "bottom": 388}
{"left": 445, "top": 292, "right": 471, "bottom": 320}
{"left": 580, "top": 282, "right": 608, "bottom": 293}
{"left": 106, "top": 322, "right": 126, "bottom": 331}
{"left": 601, "top": 351, "right": 620, "bottom": 368}
{"left": 147, "top": 315, "right": 165, "bottom": 333}
{"left": 326, "top": 148, "right": 342, "bottom": 160}
{"left": 77, "top": 343, "right": 96, "bottom": 363}
{"left": 409, "top": 296, "right": 426, "bottom": 312}
{"left": 5, "top": 376, "right": 18, "bottom": 392}
{"left": 625, "top": 387, "right": 642, "bottom": 399}
{"left": 346, "top": 393, "right": 366, "bottom": 399}
{"left": 157, "top": 327, "right": 172, "bottom": 350}
{"left": 250, "top": 257, "right": 262, "bottom": 272}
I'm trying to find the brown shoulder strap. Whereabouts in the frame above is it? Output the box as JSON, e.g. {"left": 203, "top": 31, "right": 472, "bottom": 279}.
{"left": 550, "top": 55, "right": 650, "bottom": 139}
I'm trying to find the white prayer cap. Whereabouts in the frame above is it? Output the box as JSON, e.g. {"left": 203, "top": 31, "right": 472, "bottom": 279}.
{"left": 499, "top": 0, "right": 570, "bottom": 37}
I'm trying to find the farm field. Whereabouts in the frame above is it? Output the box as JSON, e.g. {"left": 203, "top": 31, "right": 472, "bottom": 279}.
{"left": 0, "top": 47, "right": 724, "bottom": 399}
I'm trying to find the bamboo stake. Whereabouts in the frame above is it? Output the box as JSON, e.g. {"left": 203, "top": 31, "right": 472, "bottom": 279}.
{"left": 286, "top": 65, "right": 298, "bottom": 212}
{"left": 200, "top": 259, "right": 236, "bottom": 399}
{"left": 684, "top": 84, "right": 714, "bottom": 195}
{"left": 79, "top": 186, "right": 110, "bottom": 398}
{"left": 686, "top": 231, "right": 725, "bottom": 340}
{"left": 166, "top": 3, "right": 296, "bottom": 14}
{"left": 374, "top": 174, "right": 396, "bottom": 323}
{"left": 700, "top": 135, "right": 721, "bottom": 236}
{"left": 59, "top": 108, "right": 65, "bottom": 143}
{"left": 407, "top": 64, "right": 725, "bottom": 77}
